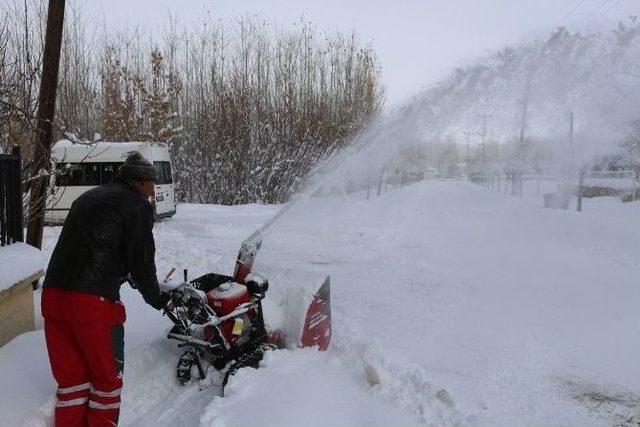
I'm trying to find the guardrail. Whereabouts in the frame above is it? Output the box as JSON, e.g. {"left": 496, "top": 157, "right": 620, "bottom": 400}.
{"left": 587, "top": 170, "right": 634, "bottom": 179}
{"left": 467, "top": 169, "right": 640, "bottom": 209}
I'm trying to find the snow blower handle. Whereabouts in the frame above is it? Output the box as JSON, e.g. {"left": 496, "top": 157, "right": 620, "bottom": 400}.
{"left": 163, "top": 267, "right": 176, "bottom": 283}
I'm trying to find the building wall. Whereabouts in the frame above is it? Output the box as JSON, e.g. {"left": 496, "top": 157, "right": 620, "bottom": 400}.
{"left": 0, "top": 272, "right": 41, "bottom": 347}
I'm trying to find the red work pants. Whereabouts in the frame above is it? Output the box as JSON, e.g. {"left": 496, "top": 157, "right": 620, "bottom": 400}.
{"left": 42, "top": 287, "right": 126, "bottom": 427}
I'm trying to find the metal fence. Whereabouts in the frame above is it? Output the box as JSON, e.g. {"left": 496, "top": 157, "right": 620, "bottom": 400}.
{"left": 0, "top": 146, "right": 24, "bottom": 246}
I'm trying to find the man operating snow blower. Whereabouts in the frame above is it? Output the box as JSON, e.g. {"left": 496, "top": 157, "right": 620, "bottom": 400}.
{"left": 41, "top": 151, "right": 169, "bottom": 427}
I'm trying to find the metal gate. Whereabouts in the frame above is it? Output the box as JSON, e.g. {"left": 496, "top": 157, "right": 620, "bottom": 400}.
{"left": 0, "top": 146, "right": 24, "bottom": 246}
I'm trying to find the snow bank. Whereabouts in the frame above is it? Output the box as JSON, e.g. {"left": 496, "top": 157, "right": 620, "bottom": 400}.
{"left": 0, "top": 242, "right": 45, "bottom": 292}
{"left": 198, "top": 349, "right": 419, "bottom": 427}
{"left": 0, "top": 331, "right": 52, "bottom": 427}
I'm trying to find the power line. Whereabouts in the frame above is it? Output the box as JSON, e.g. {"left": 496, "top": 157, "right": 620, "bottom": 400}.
{"left": 593, "top": 0, "right": 624, "bottom": 22}
{"left": 554, "top": 0, "right": 592, "bottom": 27}
{"left": 580, "top": 0, "right": 618, "bottom": 23}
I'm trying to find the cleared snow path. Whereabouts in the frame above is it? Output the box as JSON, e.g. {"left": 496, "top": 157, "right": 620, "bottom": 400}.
{"left": 1, "top": 180, "right": 639, "bottom": 426}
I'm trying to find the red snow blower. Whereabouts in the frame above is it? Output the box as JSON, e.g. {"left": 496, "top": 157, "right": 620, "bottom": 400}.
{"left": 161, "top": 220, "right": 331, "bottom": 393}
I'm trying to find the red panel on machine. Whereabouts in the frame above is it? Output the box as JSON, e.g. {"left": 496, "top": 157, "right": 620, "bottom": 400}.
{"left": 299, "top": 277, "right": 332, "bottom": 351}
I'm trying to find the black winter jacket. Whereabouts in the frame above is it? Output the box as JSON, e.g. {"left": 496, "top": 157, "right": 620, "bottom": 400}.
{"left": 44, "top": 179, "right": 162, "bottom": 309}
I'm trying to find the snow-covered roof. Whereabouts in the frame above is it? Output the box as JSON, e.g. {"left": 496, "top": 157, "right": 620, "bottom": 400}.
{"left": 52, "top": 140, "right": 169, "bottom": 163}
{"left": 0, "top": 243, "right": 45, "bottom": 292}
{"left": 55, "top": 139, "right": 167, "bottom": 149}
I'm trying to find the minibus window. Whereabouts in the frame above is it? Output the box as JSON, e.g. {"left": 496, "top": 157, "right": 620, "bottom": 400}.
{"left": 101, "top": 162, "right": 122, "bottom": 184}
{"left": 80, "top": 163, "right": 100, "bottom": 185}
{"left": 54, "top": 163, "right": 100, "bottom": 186}
{"left": 153, "top": 161, "right": 173, "bottom": 184}
{"left": 165, "top": 163, "right": 172, "bottom": 184}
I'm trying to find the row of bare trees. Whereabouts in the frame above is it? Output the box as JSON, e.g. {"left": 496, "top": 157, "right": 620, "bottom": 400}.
{"left": 172, "top": 21, "right": 383, "bottom": 203}
{"left": 1, "top": 2, "right": 385, "bottom": 208}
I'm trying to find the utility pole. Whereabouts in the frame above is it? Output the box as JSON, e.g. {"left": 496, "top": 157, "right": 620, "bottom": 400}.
{"left": 569, "top": 110, "right": 574, "bottom": 146}
{"left": 479, "top": 115, "right": 488, "bottom": 147}
{"left": 26, "top": 0, "right": 66, "bottom": 250}
{"left": 463, "top": 131, "right": 471, "bottom": 162}
{"left": 514, "top": 79, "right": 531, "bottom": 197}
{"left": 519, "top": 98, "right": 528, "bottom": 145}
{"left": 462, "top": 130, "right": 471, "bottom": 179}
{"left": 571, "top": 111, "right": 585, "bottom": 212}
{"left": 520, "top": 75, "right": 532, "bottom": 145}
{"left": 577, "top": 166, "right": 585, "bottom": 212}
{"left": 476, "top": 116, "right": 488, "bottom": 165}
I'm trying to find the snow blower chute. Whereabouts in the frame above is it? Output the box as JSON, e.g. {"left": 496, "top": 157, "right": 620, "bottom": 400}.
{"left": 160, "top": 206, "right": 331, "bottom": 393}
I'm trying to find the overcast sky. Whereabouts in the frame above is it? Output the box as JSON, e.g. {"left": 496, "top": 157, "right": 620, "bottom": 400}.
{"left": 80, "top": 0, "right": 639, "bottom": 107}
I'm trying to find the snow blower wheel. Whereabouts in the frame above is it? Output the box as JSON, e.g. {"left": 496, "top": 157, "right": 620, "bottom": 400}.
{"left": 176, "top": 348, "right": 207, "bottom": 385}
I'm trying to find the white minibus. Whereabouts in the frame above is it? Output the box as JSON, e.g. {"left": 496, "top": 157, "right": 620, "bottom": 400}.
{"left": 45, "top": 140, "right": 176, "bottom": 224}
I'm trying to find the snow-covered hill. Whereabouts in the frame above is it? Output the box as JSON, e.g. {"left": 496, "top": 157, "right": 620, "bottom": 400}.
{"left": 409, "top": 23, "right": 640, "bottom": 159}
{"left": 1, "top": 180, "right": 639, "bottom": 426}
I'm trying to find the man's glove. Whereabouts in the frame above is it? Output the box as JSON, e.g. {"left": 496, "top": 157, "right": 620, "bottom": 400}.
{"left": 156, "top": 291, "right": 172, "bottom": 310}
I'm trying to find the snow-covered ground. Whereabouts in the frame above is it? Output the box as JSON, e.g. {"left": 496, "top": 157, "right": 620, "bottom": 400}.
{"left": 1, "top": 180, "right": 639, "bottom": 426}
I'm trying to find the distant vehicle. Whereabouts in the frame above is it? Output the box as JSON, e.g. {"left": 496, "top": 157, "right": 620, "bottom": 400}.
{"left": 45, "top": 140, "right": 176, "bottom": 225}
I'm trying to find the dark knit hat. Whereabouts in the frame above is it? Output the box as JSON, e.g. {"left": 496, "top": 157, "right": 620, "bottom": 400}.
{"left": 118, "top": 151, "right": 157, "bottom": 182}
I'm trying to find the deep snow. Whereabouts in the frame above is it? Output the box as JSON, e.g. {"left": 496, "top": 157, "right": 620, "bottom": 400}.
{"left": 1, "top": 180, "right": 639, "bottom": 426}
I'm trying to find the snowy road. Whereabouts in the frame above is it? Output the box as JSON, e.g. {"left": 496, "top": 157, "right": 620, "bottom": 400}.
{"left": 2, "top": 180, "right": 639, "bottom": 426}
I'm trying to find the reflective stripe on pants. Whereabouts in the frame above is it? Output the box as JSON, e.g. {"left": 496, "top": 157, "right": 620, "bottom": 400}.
{"left": 58, "top": 382, "right": 91, "bottom": 394}
{"left": 89, "top": 401, "right": 121, "bottom": 410}
{"left": 56, "top": 397, "right": 90, "bottom": 408}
